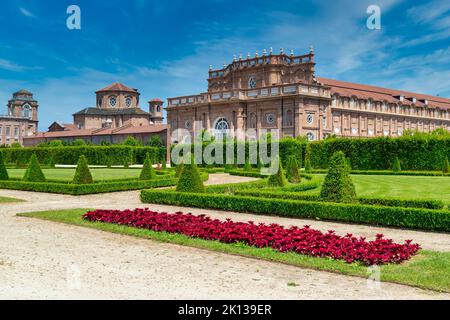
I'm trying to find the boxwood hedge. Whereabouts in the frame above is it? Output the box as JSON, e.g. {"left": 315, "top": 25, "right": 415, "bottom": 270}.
{"left": 140, "top": 189, "right": 450, "bottom": 231}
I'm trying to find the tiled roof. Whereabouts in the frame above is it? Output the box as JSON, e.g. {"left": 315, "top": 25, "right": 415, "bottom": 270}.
{"left": 26, "top": 124, "right": 167, "bottom": 139}
{"left": 149, "top": 98, "right": 163, "bottom": 103}
{"left": 73, "top": 107, "right": 149, "bottom": 116}
{"left": 318, "top": 77, "right": 450, "bottom": 110}
{"left": 96, "top": 82, "right": 138, "bottom": 93}
{"left": 14, "top": 89, "right": 32, "bottom": 95}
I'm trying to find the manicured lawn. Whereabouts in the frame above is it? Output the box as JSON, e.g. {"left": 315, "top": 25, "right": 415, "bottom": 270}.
{"left": 303, "top": 174, "right": 450, "bottom": 204}
{"left": 19, "top": 208, "right": 450, "bottom": 293}
{"left": 7, "top": 168, "right": 142, "bottom": 181}
{"left": 0, "top": 196, "right": 23, "bottom": 203}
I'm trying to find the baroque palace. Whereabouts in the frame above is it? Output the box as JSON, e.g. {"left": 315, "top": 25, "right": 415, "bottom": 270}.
{"left": 167, "top": 48, "right": 450, "bottom": 142}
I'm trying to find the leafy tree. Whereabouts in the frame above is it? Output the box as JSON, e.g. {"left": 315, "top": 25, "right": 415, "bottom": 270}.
{"left": 122, "top": 136, "right": 141, "bottom": 146}
{"left": 267, "top": 157, "right": 287, "bottom": 187}
{"left": 140, "top": 152, "right": 156, "bottom": 180}
{"left": 0, "top": 152, "right": 9, "bottom": 180}
{"left": 49, "top": 140, "right": 64, "bottom": 147}
{"left": 443, "top": 158, "right": 449, "bottom": 174}
{"left": 244, "top": 160, "right": 252, "bottom": 171}
{"left": 320, "top": 151, "right": 356, "bottom": 203}
{"left": 392, "top": 157, "right": 402, "bottom": 172}
{"left": 10, "top": 142, "right": 22, "bottom": 148}
{"left": 286, "top": 155, "right": 300, "bottom": 183}
{"left": 176, "top": 157, "right": 205, "bottom": 193}
{"left": 73, "top": 155, "right": 93, "bottom": 184}
{"left": 23, "top": 154, "right": 46, "bottom": 182}
{"left": 72, "top": 139, "right": 86, "bottom": 146}
{"left": 146, "top": 135, "right": 164, "bottom": 147}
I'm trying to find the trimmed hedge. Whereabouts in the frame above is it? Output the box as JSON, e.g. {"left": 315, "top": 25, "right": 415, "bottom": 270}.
{"left": 1, "top": 146, "right": 165, "bottom": 166}
{"left": 73, "top": 155, "right": 93, "bottom": 184}
{"left": 23, "top": 154, "right": 46, "bottom": 182}
{"left": 0, "top": 178, "right": 178, "bottom": 195}
{"left": 140, "top": 190, "right": 450, "bottom": 232}
{"left": 234, "top": 190, "right": 445, "bottom": 210}
{"left": 310, "top": 169, "right": 450, "bottom": 176}
{"left": 309, "top": 136, "right": 450, "bottom": 171}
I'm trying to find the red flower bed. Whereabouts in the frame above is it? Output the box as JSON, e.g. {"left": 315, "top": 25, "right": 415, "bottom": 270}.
{"left": 83, "top": 209, "right": 420, "bottom": 266}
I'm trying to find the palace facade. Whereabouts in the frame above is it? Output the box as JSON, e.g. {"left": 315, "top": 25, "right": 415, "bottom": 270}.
{"left": 0, "top": 90, "right": 38, "bottom": 145}
{"left": 24, "top": 83, "right": 167, "bottom": 146}
{"left": 167, "top": 48, "right": 450, "bottom": 142}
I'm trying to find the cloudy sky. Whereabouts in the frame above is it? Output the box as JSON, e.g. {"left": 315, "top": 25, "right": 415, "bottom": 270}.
{"left": 0, "top": 0, "right": 449, "bottom": 130}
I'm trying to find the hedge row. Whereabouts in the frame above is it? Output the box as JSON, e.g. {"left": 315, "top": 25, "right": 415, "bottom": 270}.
{"left": 0, "top": 178, "right": 178, "bottom": 195}
{"left": 140, "top": 190, "right": 450, "bottom": 231}
{"left": 234, "top": 190, "right": 445, "bottom": 210}
{"left": 309, "top": 136, "right": 450, "bottom": 170}
{"left": 311, "top": 169, "right": 450, "bottom": 176}
{"left": 1, "top": 146, "right": 166, "bottom": 166}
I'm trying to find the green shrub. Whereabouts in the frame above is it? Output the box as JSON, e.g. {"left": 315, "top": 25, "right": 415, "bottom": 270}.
{"left": 392, "top": 157, "right": 402, "bottom": 172}
{"left": 73, "top": 155, "right": 93, "bottom": 184}
{"left": 0, "top": 152, "right": 8, "bottom": 180}
{"left": 286, "top": 155, "right": 300, "bottom": 183}
{"left": 141, "top": 190, "right": 450, "bottom": 232}
{"left": 320, "top": 151, "right": 356, "bottom": 203}
{"left": 175, "top": 161, "right": 184, "bottom": 178}
{"left": 244, "top": 161, "right": 252, "bottom": 171}
{"left": 176, "top": 157, "right": 205, "bottom": 193}
{"left": 267, "top": 157, "right": 287, "bottom": 187}
{"left": 140, "top": 153, "right": 156, "bottom": 180}
{"left": 443, "top": 158, "right": 449, "bottom": 174}
{"left": 122, "top": 136, "right": 141, "bottom": 146}
{"left": 23, "top": 154, "right": 46, "bottom": 182}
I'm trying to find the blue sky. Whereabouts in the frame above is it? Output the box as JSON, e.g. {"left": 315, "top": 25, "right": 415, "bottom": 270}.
{"left": 0, "top": 0, "right": 449, "bottom": 130}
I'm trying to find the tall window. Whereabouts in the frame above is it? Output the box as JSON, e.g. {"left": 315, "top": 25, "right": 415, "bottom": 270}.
{"left": 285, "top": 110, "right": 293, "bottom": 126}
{"left": 22, "top": 104, "right": 32, "bottom": 118}
{"left": 214, "top": 117, "right": 230, "bottom": 140}
{"left": 248, "top": 112, "right": 257, "bottom": 129}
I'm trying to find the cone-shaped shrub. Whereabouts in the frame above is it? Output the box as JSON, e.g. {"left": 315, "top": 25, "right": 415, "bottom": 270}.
{"left": 443, "top": 158, "right": 449, "bottom": 174}
{"left": 0, "top": 152, "right": 8, "bottom": 180}
{"left": 175, "top": 161, "right": 184, "bottom": 178}
{"left": 140, "top": 153, "right": 156, "bottom": 180}
{"left": 73, "top": 155, "right": 93, "bottom": 184}
{"left": 304, "top": 158, "right": 312, "bottom": 173}
{"left": 244, "top": 160, "right": 252, "bottom": 171}
{"left": 320, "top": 151, "right": 356, "bottom": 203}
{"left": 286, "top": 155, "right": 300, "bottom": 183}
{"left": 392, "top": 157, "right": 401, "bottom": 172}
{"left": 267, "top": 157, "right": 287, "bottom": 187}
{"left": 23, "top": 154, "right": 46, "bottom": 182}
{"left": 176, "top": 157, "right": 205, "bottom": 193}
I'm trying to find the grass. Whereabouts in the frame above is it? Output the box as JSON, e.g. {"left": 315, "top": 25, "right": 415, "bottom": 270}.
{"left": 8, "top": 168, "right": 143, "bottom": 181}
{"left": 19, "top": 208, "right": 450, "bottom": 293}
{"left": 0, "top": 196, "right": 23, "bottom": 203}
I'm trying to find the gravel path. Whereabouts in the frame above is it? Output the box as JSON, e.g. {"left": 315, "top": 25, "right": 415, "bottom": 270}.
{"left": 0, "top": 174, "right": 449, "bottom": 299}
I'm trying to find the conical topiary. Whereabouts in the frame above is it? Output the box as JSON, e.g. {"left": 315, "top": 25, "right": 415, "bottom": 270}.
{"left": 286, "top": 155, "right": 300, "bottom": 183}
{"left": 176, "top": 156, "right": 205, "bottom": 193}
{"left": 244, "top": 160, "right": 252, "bottom": 171}
{"left": 320, "top": 151, "right": 356, "bottom": 203}
{"left": 392, "top": 157, "right": 401, "bottom": 172}
{"left": 140, "top": 153, "right": 156, "bottom": 180}
{"left": 0, "top": 152, "right": 9, "bottom": 180}
{"left": 73, "top": 155, "right": 93, "bottom": 184}
{"left": 267, "top": 157, "right": 287, "bottom": 187}
{"left": 175, "top": 161, "right": 184, "bottom": 178}
{"left": 23, "top": 154, "right": 46, "bottom": 182}
{"left": 442, "top": 158, "right": 449, "bottom": 174}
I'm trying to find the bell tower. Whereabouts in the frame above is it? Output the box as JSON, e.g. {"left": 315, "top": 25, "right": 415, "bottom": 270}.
{"left": 149, "top": 98, "right": 164, "bottom": 125}
{"left": 8, "top": 90, "right": 39, "bottom": 122}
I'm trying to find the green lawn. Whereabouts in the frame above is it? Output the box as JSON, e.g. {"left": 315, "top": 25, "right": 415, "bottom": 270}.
{"left": 304, "top": 174, "right": 450, "bottom": 204}
{"left": 19, "top": 209, "right": 450, "bottom": 293}
{"left": 0, "top": 196, "right": 23, "bottom": 203}
{"left": 7, "top": 168, "right": 142, "bottom": 181}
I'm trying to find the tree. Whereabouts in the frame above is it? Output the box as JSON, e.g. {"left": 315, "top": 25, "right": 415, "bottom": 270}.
{"left": 140, "top": 153, "right": 156, "bottom": 180}
{"left": 267, "top": 157, "right": 287, "bottom": 187}
{"left": 48, "top": 140, "right": 64, "bottom": 147}
{"left": 122, "top": 136, "right": 141, "bottom": 146}
{"left": 0, "top": 152, "right": 9, "bottom": 180}
{"left": 443, "top": 158, "right": 449, "bottom": 174}
{"left": 320, "top": 151, "right": 356, "bottom": 203}
{"left": 392, "top": 157, "right": 401, "bottom": 172}
{"left": 244, "top": 160, "right": 252, "bottom": 171}
{"left": 286, "top": 155, "right": 300, "bottom": 183}
{"left": 73, "top": 155, "right": 93, "bottom": 184}
{"left": 146, "top": 135, "right": 165, "bottom": 147}
{"left": 176, "top": 157, "right": 205, "bottom": 193}
{"left": 72, "top": 139, "right": 86, "bottom": 146}
{"left": 10, "top": 142, "right": 22, "bottom": 148}
{"left": 23, "top": 154, "right": 46, "bottom": 182}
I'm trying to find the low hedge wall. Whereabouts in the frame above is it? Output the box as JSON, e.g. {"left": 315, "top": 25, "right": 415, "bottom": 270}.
{"left": 234, "top": 189, "right": 445, "bottom": 210}
{"left": 311, "top": 169, "right": 450, "bottom": 177}
{"left": 140, "top": 190, "right": 450, "bottom": 232}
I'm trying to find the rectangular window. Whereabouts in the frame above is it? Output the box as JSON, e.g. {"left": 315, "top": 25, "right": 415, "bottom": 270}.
{"left": 14, "top": 127, "right": 19, "bottom": 137}
{"left": 6, "top": 127, "right": 10, "bottom": 137}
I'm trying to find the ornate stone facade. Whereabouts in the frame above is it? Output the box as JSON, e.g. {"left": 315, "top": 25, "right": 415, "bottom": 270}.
{"left": 0, "top": 90, "right": 38, "bottom": 145}
{"left": 167, "top": 49, "right": 450, "bottom": 142}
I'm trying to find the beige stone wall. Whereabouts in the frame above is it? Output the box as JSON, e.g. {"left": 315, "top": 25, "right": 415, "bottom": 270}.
{"left": 0, "top": 118, "right": 37, "bottom": 145}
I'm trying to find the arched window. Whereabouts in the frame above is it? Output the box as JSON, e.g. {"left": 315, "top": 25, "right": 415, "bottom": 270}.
{"left": 22, "top": 104, "right": 32, "bottom": 118}
{"left": 214, "top": 117, "right": 230, "bottom": 140}
{"left": 306, "top": 132, "right": 315, "bottom": 141}
{"left": 248, "top": 112, "right": 256, "bottom": 129}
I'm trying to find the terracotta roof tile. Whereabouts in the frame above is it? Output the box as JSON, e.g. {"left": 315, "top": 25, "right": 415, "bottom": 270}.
{"left": 96, "top": 82, "right": 138, "bottom": 93}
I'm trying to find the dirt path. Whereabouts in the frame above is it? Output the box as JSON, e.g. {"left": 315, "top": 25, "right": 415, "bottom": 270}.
{"left": 0, "top": 174, "right": 449, "bottom": 299}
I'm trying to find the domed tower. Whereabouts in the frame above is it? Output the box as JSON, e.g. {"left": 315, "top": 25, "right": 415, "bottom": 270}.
{"left": 8, "top": 89, "right": 38, "bottom": 121}
{"left": 149, "top": 98, "right": 164, "bottom": 125}
{"left": 95, "top": 82, "right": 140, "bottom": 109}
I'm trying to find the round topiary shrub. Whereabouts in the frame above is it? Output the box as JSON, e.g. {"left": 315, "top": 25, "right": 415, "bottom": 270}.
{"left": 286, "top": 155, "right": 300, "bottom": 183}
{"left": 176, "top": 157, "right": 205, "bottom": 193}
{"left": 0, "top": 152, "right": 9, "bottom": 180}
{"left": 73, "top": 155, "right": 93, "bottom": 184}
{"left": 320, "top": 151, "right": 356, "bottom": 203}
{"left": 23, "top": 154, "right": 46, "bottom": 182}
{"left": 267, "top": 157, "right": 287, "bottom": 187}
{"left": 392, "top": 157, "right": 402, "bottom": 172}
{"left": 140, "top": 153, "right": 156, "bottom": 180}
